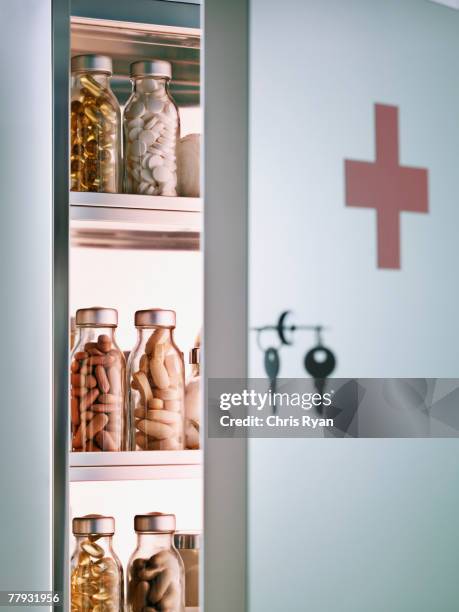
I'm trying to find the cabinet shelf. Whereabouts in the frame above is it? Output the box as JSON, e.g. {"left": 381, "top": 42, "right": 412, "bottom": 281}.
{"left": 70, "top": 192, "right": 201, "bottom": 250}
{"left": 69, "top": 450, "right": 202, "bottom": 482}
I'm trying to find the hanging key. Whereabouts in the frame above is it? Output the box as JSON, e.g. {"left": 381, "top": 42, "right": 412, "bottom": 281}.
{"left": 304, "top": 345, "right": 336, "bottom": 411}
{"left": 264, "top": 346, "right": 280, "bottom": 412}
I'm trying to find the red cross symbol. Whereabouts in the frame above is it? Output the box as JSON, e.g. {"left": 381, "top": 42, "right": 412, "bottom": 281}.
{"left": 345, "top": 104, "right": 428, "bottom": 269}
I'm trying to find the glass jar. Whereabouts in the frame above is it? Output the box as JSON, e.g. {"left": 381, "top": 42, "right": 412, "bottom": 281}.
{"left": 127, "top": 513, "right": 185, "bottom": 612}
{"left": 124, "top": 60, "right": 179, "bottom": 196}
{"left": 70, "top": 55, "right": 121, "bottom": 193}
{"left": 127, "top": 309, "right": 185, "bottom": 451}
{"left": 174, "top": 533, "right": 200, "bottom": 608}
{"left": 185, "top": 348, "right": 200, "bottom": 449}
{"left": 70, "top": 307, "right": 126, "bottom": 452}
{"left": 71, "top": 515, "right": 124, "bottom": 612}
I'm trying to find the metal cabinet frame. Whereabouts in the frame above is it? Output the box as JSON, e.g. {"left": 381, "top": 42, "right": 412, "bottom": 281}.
{"left": 0, "top": 0, "right": 249, "bottom": 610}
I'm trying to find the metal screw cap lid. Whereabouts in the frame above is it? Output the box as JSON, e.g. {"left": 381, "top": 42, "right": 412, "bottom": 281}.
{"left": 73, "top": 514, "right": 115, "bottom": 536}
{"left": 76, "top": 307, "right": 118, "bottom": 327}
{"left": 189, "top": 347, "right": 200, "bottom": 365}
{"left": 71, "top": 54, "right": 113, "bottom": 75}
{"left": 135, "top": 309, "right": 176, "bottom": 328}
{"left": 130, "top": 60, "right": 172, "bottom": 79}
{"left": 134, "top": 512, "right": 176, "bottom": 533}
{"left": 174, "top": 532, "right": 201, "bottom": 550}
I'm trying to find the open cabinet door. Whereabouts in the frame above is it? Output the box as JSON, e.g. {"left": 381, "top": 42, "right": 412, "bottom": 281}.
{"left": 247, "top": 0, "right": 459, "bottom": 611}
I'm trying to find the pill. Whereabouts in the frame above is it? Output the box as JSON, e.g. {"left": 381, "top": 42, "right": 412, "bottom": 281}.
{"left": 71, "top": 373, "right": 86, "bottom": 387}
{"left": 92, "top": 588, "right": 111, "bottom": 602}
{"left": 71, "top": 398, "right": 80, "bottom": 427}
{"left": 145, "top": 409, "right": 182, "bottom": 425}
{"left": 97, "top": 334, "right": 112, "bottom": 353}
{"left": 148, "top": 155, "right": 163, "bottom": 169}
{"left": 106, "top": 354, "right": 118, "bottom": 367}
{"left": 72, "top": 593, "right": 92, "bottom": 608}
{"left": 161, "top": 438, "right": 182, "bottom": 450}
{"left": 138, "top": 419, "right": 174, "bottom": 440}
{"left": 164, "top": 399, "right": 182, "bottom": 412}
{"left": 186, "top": 423, "right": 200, "bottom": 449}
{"left": 106, "top": 414, "right": 122, "bottom": 432}
{"left": 129, "top": 126, "right": 143, "bottom": 140}
{"left": 148, "top": 398, "right": 164, "bottom": 410}
{"left": 149, "top": 357, "right": 170, "bottom": 389}
{"left": 150, "top": 549, "right": 180, "bottom": 571}
{"left": 142, "top": 154, "right": 152, "bottom": 169}
{"left": 71, "top": 360, "right": 80, "bottom": 373}
{"left": 147, "top": 569, "right": 174, "bottom": 604}
{"left": 91, "top": 403, "right": 119, "bottom": 413}
{"left": 128, "top": 117, "right": 144, "bottom": 129}
{"left": 98, "top": 393, "right": 121, "bottom": 404}
{"left": 87, "top": 355, "right": 106, "bottom": 366}
{"left": 157, "top": 134, "right": 174, "bottom": 145}
{"left": 86, "top": 375, "right": 98, "bottom": 389}
{"left": 163, "top": 154, "right": 177, "bottom": 168}
{"left": 95, "top": 430, "right": 118, "bottom": 451}
{"left": 159, "top": 582, "right": 182, "bottom": 609}
{"left": 135, "top": 432, "right": 149, "bottom": 449}
{"left": 85, "top": 440, "right": 102, "bottom": 452}
{"left": 131, "top": 140, "right": 147, "bottom": 156}
{"left": 135, "top": 433, "right": 179, "bottom": 451}
{"left": 78, "top": 551, "right": 91, "bottom": 566}
{"left": 107, "top": 366, "right": 121, "bottom": 395}
{"left": 80, "top": 388, "right": 100, "bottom": 411}
{"left": 133, "top": 407, "right": 147, "bottom": 420}
{"left": 139, "top": 354, "right": 150, "bottom": 374}
{"left": 165, "top": 353, "right": 181, "bottom": 383}
{"left": 156, "top": 111, "right": 175, "bottom": 126}
{"left": 140, "top": 168, "right": 154, "bottom": 183}
{"left": 145, "top": 98, "right": 164, "bottom": 113}
{"left": 153, "top": 166, "right": 173, "bottom": 184}
{"left": 133, "top": 581, "right": 149, "bottom": 611}
{"left": 95, "top": 557, "right": 116, "bottom": 572}
{"left": 133, "top": 371, "right": 153, "bottom": 405}
{"left": 161, "top": 186, "right": 177, "bottom": 197}
{"left": 132, "top": 558, "right": 147, "bottom": 573}
{"left": 144, "top": 116, "right": 159, "bottom": 130}
{"left": 85, "top": 342, "right": 102, "bottom": 355}
{"left": 145, "top": 328, "right": 169, "bottom": 354}
{"left": 87, "top": 413, "right": 109, "bottom": 438}
{"left": 139, "top": 130, "right": 156, "bottom": 146}
{"left": 95, "top": 365, "right": 110, "bottom": 393}
{"left": 130, "top": 166, "right": 141, "bottom": 182}
{"left": 72, "top": 420, "right": 87, "bottom": 448}
{"left": 81, "top": 540, "right": 104, "bottom": 559}
{"left": 154, "top": 387, "right": 181, "bottom": 401}
{"left": 127, "top": 101, "right": 145, "bottom": 118}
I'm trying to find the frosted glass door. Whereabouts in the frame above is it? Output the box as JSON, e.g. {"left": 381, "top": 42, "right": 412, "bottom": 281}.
{"left": 248, "top": 0, "right": 459, "bottom": 610}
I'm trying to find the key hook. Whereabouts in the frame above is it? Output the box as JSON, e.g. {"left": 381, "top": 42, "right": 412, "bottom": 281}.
{"left": 277, "top": 310, "right": 295, "bottom": 345}
{"left": 252, "top": 311, "right": 327, "bottom": 348}
{"left": 315, "top": 325, "right": 323, "bottom": 347}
